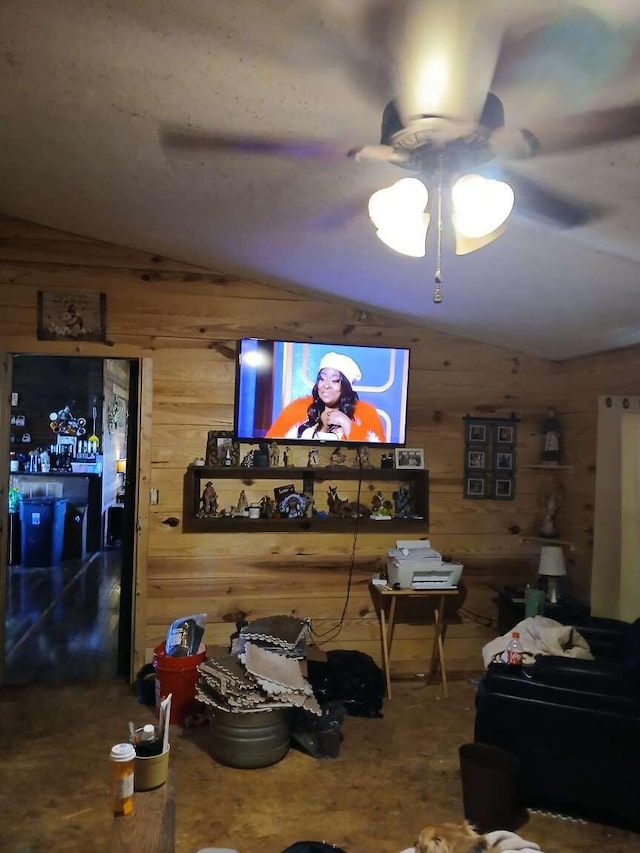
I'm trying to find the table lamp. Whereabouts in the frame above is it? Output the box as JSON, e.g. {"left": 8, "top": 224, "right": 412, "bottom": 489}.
{"left": 538, "top": 545, "right": 566, "bottom": 604}
{"left": 116, "top": 457, "right": 127, "bottom": 491}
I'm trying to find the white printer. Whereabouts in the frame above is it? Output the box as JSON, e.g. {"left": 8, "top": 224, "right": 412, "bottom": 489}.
{"left": 386, "top": 539, "right": 463, "bottom": 589}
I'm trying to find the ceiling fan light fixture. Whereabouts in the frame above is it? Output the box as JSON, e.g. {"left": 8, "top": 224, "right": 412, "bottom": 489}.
{"left": 369, "top": 178, "right": 429, "bottom": 257}
{"left": 451, "top": 173, "right": 514, "bottom": 240}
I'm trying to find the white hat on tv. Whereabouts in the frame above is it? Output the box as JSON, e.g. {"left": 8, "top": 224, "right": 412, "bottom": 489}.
{"left": 319, "top": 352, "right": 362, "bottom": 386}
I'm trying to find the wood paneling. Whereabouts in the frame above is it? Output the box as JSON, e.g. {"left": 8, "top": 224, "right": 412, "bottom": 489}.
{"left": 1, "top": 214, "right": 636, "bottom": 680}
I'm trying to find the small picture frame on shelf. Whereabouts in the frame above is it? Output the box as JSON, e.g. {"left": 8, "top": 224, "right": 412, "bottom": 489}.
{"left": 493, "top": 476, "right": 515, "bottom": 500}
{"left": 494, "top": 448, "right": 515, "bottom": 472}
{"left": 466, "top": 448, "right": 488, "bottom": 471}
{"left": 205, "top": 430, "right": 236, "bottom": 466}
{"left": 394, "top": 447, "right": 425, "bottom": 469}
{"left": 464, "top": 475, "right": 488, "bottom": 499}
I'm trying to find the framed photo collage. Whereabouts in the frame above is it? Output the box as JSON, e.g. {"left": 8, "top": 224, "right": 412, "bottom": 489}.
{"left": 463, "top": 415, "right": 518, "bottom": 501}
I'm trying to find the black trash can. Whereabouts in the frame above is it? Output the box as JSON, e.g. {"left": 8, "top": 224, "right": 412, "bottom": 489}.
{"left": 19, "top": 497, "right": 67, "bottom": 567}
{"left": 459, "top": 742, "right": 519, "bottom": 832}
{"left": 62, "top": 503, "right": 88, "bottom": 560}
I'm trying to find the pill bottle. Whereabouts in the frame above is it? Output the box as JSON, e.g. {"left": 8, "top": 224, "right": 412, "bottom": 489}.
{"left": 110, "top": 742, "right": 136, "bottom": 815}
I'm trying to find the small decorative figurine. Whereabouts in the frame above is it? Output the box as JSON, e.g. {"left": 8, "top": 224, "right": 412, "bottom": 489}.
{"left": 200, "top": 481, "right": 218, "bottom": 516}
{"left": 241, "top": 449, "right": 255, "bottom": 467}
{"left": 283, "top": 446, "right": 292, "bottom": 467}
{"left": 307, "top": 448, "right": 319, "bottom": 467}
{"left": 269, "top": 442, "right": 280, "bottom": 467}
{"left": 392, "top": 484, "right": 412, "bottom": 519}
{"left": 540, "top": 491, "right": 558, "bottom": 538}
{"left": 231, "top": 440, "right": 241, "bottom": 467}
{"left": 329, "top": 446, "right": 347, "bottom": 467}
{"left": 542, "top": 406, "right": 561, "bottom": 465}
{"left": 235, "top": 489, "right": 249, "bottom": 515}
{"left": 259, "top": 495, "right": 275, "bottom": 518}
{"left": 354, "top": 446, "right": 372, "bottom": 468}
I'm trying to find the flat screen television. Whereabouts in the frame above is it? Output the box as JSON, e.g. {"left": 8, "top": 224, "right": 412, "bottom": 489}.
{"left": 234, "top": 338, "right": 410, "bottom": 446}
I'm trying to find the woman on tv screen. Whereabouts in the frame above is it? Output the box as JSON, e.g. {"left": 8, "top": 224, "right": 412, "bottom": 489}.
{"left": 265, "top": 351, "right": 386, "bottom": 443}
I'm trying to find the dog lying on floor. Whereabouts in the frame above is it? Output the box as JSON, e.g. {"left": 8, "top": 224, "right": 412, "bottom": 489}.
{"left": 401, "top": 821, "right": 542, "bottom": 853}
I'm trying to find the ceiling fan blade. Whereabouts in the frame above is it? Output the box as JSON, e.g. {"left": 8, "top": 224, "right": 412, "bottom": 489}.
{"left": 395, "top": 0, "right": 505, "bottom": 124}
{"left": 501, "top": 168, "right": 606, "bottom": 229}
{"left": 159, "top": 127, "right": 354, "bottom": 161}
{"left": 349, "top": 144, "right": 410, "bottom": 165}
{"left": 491, "top": 103, "right": 640, "bottom": 160}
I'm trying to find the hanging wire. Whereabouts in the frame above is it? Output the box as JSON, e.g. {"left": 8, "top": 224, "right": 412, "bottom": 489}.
{"left": 433, "top": 156, "right": 444, "bottom": 304}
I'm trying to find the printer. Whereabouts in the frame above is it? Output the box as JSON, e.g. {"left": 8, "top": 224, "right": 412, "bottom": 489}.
{"left": 386, "top": 539, "right": 463, "bottom": 589}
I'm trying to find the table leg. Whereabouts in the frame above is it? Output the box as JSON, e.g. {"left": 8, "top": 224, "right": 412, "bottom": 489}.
{"left": 427, "top": 596, "right": 449, "bottom": 698}
{"left": 379, "top": 599, "right": 392, "bottom": 700}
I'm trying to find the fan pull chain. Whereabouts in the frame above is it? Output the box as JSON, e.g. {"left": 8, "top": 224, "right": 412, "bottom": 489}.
{"left": 433, "top": 159, "right": 443, "bottom": 304}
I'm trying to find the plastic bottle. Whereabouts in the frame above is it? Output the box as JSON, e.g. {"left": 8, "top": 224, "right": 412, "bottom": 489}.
{"left": 110, "top": 742, "right": 135, "bottom": 815}
{"left": 506, "top": 631, "right": 524, "bottom": 668}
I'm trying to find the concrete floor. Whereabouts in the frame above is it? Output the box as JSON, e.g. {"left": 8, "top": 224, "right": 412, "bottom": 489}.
{"left": 0, "top": 677, "right": 638, "bottom": 853}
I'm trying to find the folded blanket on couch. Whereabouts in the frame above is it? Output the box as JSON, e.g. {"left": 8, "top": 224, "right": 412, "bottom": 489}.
{"left": 482, "top": 615, "right": 594, "bottom": 668}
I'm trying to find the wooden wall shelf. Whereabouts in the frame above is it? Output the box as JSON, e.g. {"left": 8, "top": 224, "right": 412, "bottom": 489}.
{"left": 182, "top": 464, "right": 429, "bottom": 533}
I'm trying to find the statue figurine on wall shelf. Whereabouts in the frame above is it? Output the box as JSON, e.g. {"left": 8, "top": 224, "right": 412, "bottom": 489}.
{"left": 542, "top": 406, "right": 562, "bottom": 465}
{"left": 328, "top": 446, "right": 347, "bottom": 467}
{"left": 199, "top": 481, "right": 218, "bottom": 516}
{"left": 231, "top": 440, "right": 241, "bottom": 467}
{"left": 307, "top": 448, "right": 319, "bottom": 467}
{"left": 540, "top": 491, "right": 558, "bottom": 538}
{"left": 354, "top": 446, "right": 372, "bottom": 468}
{"left": 235, "top": 489, "right": 249, "bottom": 515}
{"left": 283, "top": 446, "right": 292, "bottom": 467}
{"left": 269, "top": 441, "right": 280, "bottom": 468}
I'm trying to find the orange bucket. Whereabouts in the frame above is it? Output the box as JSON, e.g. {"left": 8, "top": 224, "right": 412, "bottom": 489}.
{"left": 153, "top": 642, "right": 206, "bottom": 725}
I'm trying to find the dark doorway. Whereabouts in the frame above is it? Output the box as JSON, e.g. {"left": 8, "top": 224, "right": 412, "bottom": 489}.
{"left": 3, "top": 355, "right": 138, "bottom": 684}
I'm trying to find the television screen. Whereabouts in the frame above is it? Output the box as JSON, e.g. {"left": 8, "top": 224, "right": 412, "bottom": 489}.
{"left": 235, "top": 339, "right": 410, "bottom": 446}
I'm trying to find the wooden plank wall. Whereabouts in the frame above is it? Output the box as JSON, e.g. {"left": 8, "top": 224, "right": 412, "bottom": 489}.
{"left": 1, "top": 215, "right": 638, "bottom": 680}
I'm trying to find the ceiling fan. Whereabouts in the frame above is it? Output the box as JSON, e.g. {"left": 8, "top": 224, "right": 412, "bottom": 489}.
{"left": 160, "top": 0, "right": 640, "bottom": 301}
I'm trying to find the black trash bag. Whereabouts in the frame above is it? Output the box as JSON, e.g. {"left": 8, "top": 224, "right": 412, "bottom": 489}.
{"left": 281, "top": 843, "right": 346, "bottom": 853}
{"left": 290, "top": 700, "right": 347, "bottom": 759}
{"left": 307, "top": 650, "right": 384, "bottom": 718}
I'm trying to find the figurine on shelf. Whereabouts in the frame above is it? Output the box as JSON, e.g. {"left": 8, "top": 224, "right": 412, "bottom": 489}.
{"left": 231, "top": 440, "right": 241, "bottom": 467}
{"left": 307, "top": 447, "right": 319, "bottom": 467}
{"left": 283, "top": 446, "right": 292, "bottom": 467}
{"left": 200, "top": 481, "right": 218, "bottom": 516}
{"left": 235, "top": 489, "right": 249, "bottom": 515}
{"left": 354, "top": 446, "right": 372, "bottom": 468}
{"left": 269, "top": 441, "right": 280, "bottom": 468}
{"left": 371, "top": 490, "right": 393, "bottom": 517}
{"left": 542, "top": 406, "right": 562, "bottom": 465}
{"left": 540, "top": 490, "right": 558, "bottom": 538}
{"left": 392, "top": 484, "right": 412, "bottom": 519}
{"left": 329, "top": 446, "right": 347, "bottom": 467}
{"left": 241, "top": 449, "right": 255, "bottom": 467}
{"left": 259, "top": 494, "right": 275, "bottom": 518}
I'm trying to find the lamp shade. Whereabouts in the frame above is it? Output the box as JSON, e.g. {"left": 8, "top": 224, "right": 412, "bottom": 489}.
{"left": 116, "top": 458, "right": 127, "bottom": 474}
{"left": 538, "top": 545, "right": 566, "bottom": 577}
{"left": 368, "top": 178, "right": 430, "bottom": 257}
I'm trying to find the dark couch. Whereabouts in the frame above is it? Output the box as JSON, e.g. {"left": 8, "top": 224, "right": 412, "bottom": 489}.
{"left": 474, "top": 615, "right": 640, "bottom": 830}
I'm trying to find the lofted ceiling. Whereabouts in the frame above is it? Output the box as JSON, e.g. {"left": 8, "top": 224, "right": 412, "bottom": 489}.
{"left": 1, "top": 1, "right": 640, "bottom": 360}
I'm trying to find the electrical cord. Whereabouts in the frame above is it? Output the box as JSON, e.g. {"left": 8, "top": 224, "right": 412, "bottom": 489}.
{"left": 309, "top": 458, "right": 364, "bottom": 645}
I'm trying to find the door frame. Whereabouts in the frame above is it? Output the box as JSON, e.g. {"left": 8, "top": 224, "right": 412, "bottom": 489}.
{"left": 0, "top": 351, "right": 152, "bottom": 685}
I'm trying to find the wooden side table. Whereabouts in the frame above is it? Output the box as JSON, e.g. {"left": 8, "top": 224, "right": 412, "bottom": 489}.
{"left": 370, "top": 583, "right": 459, "bottom": 700}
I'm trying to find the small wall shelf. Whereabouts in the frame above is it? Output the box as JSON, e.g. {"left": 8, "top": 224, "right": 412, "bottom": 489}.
{"left": 525, "top": 464, "right": 574, "bottom": 472}
{"left": 520, "top": 535, "right": 575, "bottom": 552}
{"left": 182, "top": 464, "right": 429, "bottom": 533}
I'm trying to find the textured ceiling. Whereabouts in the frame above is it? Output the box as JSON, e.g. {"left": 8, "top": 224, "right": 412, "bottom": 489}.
{"left": 1, "top": 1, "right": 640, "bottom": 360}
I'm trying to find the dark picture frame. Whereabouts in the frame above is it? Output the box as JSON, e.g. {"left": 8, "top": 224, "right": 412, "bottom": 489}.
{"left": 496, "top": 423, "right": 517, "bottom": 446}
{"left": 493, "top": 476, "right": 515, "bottom": 501}
{"left": 205, "top": 430, "right": 236, "bottom": 466}
{"left": 494, "top": 448, "right": 515, "bottom": 472}
{"left": 466, "top": 448, "right": 488, "bottom": 471}
{"left": 37, "top": 291, "right": 106, "bottom": 342}
{"left": 466, "top": 421, "right": 489, "bottom": 444}
{"left": 464, "top": 475, "right": 488, "bottom": 499}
